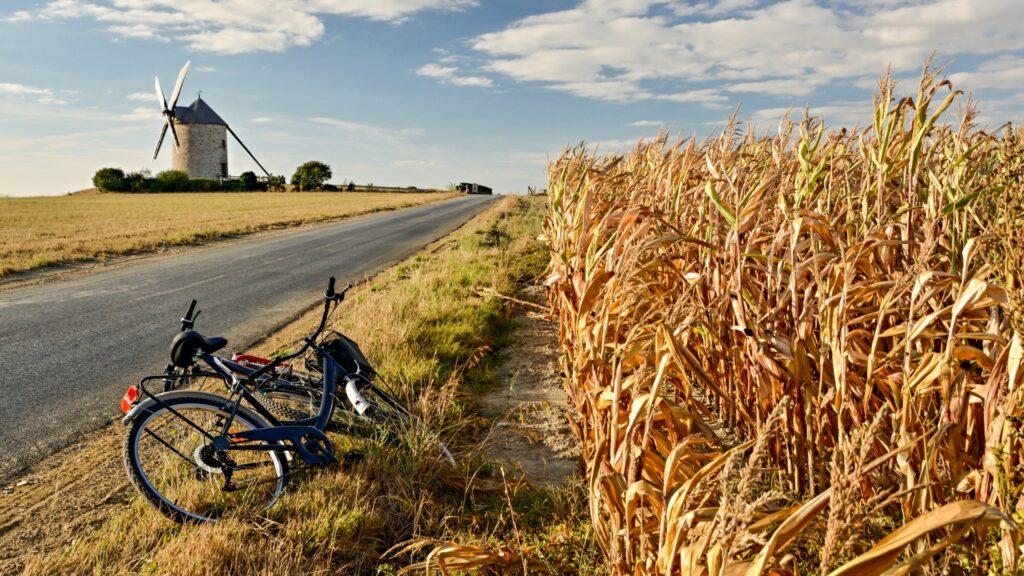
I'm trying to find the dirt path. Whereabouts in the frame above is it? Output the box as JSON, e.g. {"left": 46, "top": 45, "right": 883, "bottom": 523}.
{"left": 477, "top": 287, "right": 580, "bottom": 487}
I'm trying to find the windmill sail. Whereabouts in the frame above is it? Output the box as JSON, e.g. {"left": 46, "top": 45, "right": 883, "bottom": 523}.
{"left": 227, "top": 125, "right": 271, "bottom": 178}
{"left": 153, "top": 121, "right": 168, "bottom": 160}
{"left": 152, "top": 61, "right": 190, "bottom": 160}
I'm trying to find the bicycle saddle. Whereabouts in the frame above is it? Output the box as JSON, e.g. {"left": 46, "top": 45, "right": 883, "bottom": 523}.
{"left": 170, "top": 330, "right": 228, "bottom": 367}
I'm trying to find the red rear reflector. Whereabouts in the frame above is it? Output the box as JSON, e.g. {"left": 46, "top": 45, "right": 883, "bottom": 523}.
{"left": 120, "top": 385, "right": 140, "bottom": 414}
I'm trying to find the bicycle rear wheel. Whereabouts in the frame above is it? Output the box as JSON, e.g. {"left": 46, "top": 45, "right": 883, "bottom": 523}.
{"left": 123, "top": 394, "right": 288, "bottom": 523}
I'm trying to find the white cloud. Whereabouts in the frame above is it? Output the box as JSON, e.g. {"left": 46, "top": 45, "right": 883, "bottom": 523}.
{"left": 629, "top": 120, "right": 662, "bottom": 126}
{"left": 656, "top": 89, "right": 729, "bottom": 105}
{"left": 309, "top": 116, "right": 420, "bottom": 145}
{"left": 126, "top": 92, "right": 154, "bottom": 101}
{"left": 250, "top": 116, "right": 273, "bottom": 123}
{"left": 4, "top": 10, "right": 33, "bottom": 21}
{"left": 450, "top": 75, "right": 493, "bottom": 87}
{"left": 417, "top": 63, "right": 457, "bottom": 78}
{"left": 13, "top": 0, "right": 477, "bottom": 54}
{"left": 109, "top": 23, "right": 168, "bottom": 41}
{"left": 417, "top": 63, "right": 493, "bottom": 88}
{"left": 0, "top": 82, "right": 70, "bottom": 105}
{"left": 748, "top": 101, "right": 867, "bottom": 128}
{"left": 949, "top": 55, "right": 1024, "bottom": 91}
{"left": 462, "top": 0, "right": 1024, "bottom": 105}
{"left": 590, "top": 137, "right": 648, "bottom": 154}
{"left": 122, "top": 106, "right": 158, "bottom": 121}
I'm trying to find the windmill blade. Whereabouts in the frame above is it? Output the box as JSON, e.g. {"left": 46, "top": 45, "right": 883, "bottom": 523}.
{"left": 168, "top": 119, "right": 181, "bottom": 151}
{"left": 155, "top": 76, "right": 168, "bottom": 112}
{"left": 227, "top": 125, "right": 271, "bottom": 178}
{"left": 168, "top": 60, "right": 191, "bottom": 110}
{"left": 153, "top": 119, "right": 169, "bottom": 159}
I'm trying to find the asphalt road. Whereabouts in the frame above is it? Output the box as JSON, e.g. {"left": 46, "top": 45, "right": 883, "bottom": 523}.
{"left": 0, "top": 194, "right": 496, "bottom": 479}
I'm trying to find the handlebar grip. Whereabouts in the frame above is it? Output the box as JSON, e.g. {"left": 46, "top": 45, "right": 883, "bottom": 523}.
{"left": 185, "top": 299, "right": 197, "bottom": 320}
{"left": 326, "top": 277, "right": 336, "bottom": 298}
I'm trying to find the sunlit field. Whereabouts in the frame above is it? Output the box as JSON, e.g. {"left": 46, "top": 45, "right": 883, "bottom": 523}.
{"left": 0, "top": 191, "right": 455, "bottom": 277}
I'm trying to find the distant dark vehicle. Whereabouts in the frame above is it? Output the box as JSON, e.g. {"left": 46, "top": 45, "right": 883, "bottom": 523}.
{"left": 457, "top": 182, "right": 492, "bottom": 195}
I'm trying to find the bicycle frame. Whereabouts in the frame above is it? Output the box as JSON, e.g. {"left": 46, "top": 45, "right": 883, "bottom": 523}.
{"left": 122, "top": 278, "right": 354, "bottom": 469}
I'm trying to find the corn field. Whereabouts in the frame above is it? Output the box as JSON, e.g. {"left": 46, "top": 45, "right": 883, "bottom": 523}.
{"left": 545, "top": 65, "right": 1024, "bottom": 574}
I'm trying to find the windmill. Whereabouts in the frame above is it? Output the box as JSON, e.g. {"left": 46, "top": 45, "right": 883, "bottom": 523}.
{"left": 153, "top": 61, "right": 271, "bottom": 180}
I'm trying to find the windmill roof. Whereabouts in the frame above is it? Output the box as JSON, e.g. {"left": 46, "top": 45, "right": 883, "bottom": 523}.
{"left": 173, "top": 97, "right": 227, "bottom": 126}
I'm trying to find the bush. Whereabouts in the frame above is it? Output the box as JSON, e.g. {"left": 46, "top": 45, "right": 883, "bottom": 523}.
{"left": 223, "top": 179, "right": 247, "bottom": 192}
{"left": 291, "top": 161, "right": 332, "bottom": 191}
{"left": 322, "top": 183, "right": 338, "bottom": 192}
{"left": 239, "top": 171, "right": 259, "bottom": 191}
{"left": 151, "top": 170, "right": 190, "bottom": 192}
{"left": 267, "top": 175, "right": 286, "bottom": 191}
{"left": 125, "top": 171, "right": 150, "bottom": 193}
{"left": 186, "top": 178, "right": 220, "bottom": 192}
{"left": 92, "top": 167, "right": 127, "bottom": 192}
{"left": 347, "top": 182, "right": 356, "bottom": 192}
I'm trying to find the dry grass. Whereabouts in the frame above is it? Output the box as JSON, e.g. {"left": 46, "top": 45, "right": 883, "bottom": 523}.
{"left": 545, "top": 62, "right": 1024, "bottom": 575}
{"left": 0, "top": 191, "right": 454, "bottom": 277}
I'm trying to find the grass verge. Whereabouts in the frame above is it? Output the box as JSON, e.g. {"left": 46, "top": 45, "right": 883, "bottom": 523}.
{"left": 0, "top": 191, "right": 454, "bottom": 278}
{"left": 23, "top": 195, "right": 601, "bottom": 575}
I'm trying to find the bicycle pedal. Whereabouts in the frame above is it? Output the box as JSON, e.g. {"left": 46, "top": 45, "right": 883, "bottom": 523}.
{"left": 342, "top": 450, "right": 365, "bottom": 468}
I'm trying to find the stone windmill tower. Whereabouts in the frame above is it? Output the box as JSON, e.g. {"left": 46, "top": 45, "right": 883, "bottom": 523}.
{"left": 153, "top": 61, "right": 270, "bottom": 180}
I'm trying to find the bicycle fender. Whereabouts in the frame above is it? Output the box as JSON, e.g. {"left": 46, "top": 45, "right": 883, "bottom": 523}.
{"left": 121, "top": 390, "right": 236, "bottom": 426}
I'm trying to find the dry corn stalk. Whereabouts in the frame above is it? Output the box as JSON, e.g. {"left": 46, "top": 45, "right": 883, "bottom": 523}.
{"left": 545, "top": 62, "right": 1023, "bottom": 574}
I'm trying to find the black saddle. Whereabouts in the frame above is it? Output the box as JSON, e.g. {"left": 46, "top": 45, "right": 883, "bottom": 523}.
{"left": 170, "top": 330, "right": 227, "bottom": 367}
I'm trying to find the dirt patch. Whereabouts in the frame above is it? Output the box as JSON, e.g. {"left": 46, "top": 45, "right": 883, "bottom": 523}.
{"left": 477, "top": 287, "right": 581, "bottom": 487}
{"left": 0, "top": 423, "right": 129, "bottom": 575}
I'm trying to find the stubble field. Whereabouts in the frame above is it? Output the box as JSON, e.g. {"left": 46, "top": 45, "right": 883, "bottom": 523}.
{"left": 0, "top": 191, "right": 455, "bottom": 278}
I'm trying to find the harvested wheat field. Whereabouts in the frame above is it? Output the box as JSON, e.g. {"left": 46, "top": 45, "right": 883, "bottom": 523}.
{"left": 0, "top": 191, "right": 454, "bottom": 278}
{"left": 545, "top": 66, "right": 1024, "bottom": 574}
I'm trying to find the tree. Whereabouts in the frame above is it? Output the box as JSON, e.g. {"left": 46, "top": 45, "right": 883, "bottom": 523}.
{"left": 291, "top": 161, "right": 332, "bottom": 191}
{"left": 238, "top": 171, "right": 259, "bottom": 191}
{"left": 92, "top": 167, "right": 127, "bottom": 192}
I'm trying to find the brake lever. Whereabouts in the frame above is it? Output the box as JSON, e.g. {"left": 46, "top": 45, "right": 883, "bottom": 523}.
{"left": 180, "top": 309, "right": 201, "bottom": 331}
{"left": 337, "top": 284, "right": 353, "bottom": 302}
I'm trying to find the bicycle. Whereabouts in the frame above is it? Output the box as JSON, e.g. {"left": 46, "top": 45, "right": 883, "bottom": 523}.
{"left": 118, "top": 278, "right": 452, "bottom": 523}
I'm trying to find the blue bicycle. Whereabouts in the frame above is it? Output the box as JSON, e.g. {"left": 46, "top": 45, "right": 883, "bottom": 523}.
{"left": 119, "top": 278, "right": 450, "bottom": 523}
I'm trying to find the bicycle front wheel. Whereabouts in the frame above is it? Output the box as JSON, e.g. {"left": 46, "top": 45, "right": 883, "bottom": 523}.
{"left": 123, "top": 394, "right": 289, "bottom": 523}
{"left": 352, "top": 380, "right": 457, "bottom": 468}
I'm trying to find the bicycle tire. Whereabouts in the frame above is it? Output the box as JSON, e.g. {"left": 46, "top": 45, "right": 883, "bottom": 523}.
{"left": 252, "top": 386, "right": 320, "bottom": 422}
{"left": 123, "top": 393, "right": 289, "bottom": 523}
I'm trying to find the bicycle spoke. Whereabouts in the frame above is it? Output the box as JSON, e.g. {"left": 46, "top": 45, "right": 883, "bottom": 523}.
{"left": 143, "top": 427, "right": 201, "bottom": 469}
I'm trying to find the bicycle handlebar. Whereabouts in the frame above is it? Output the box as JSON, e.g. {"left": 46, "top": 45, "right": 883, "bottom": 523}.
{"left": 245, "top": 277, "right": 348, "bottom": 382}
{"left": 324, "top": 276, "right": 352, "bottom": 303}
{"left": 180, "top": 299, "right": 200, "bottom": 331}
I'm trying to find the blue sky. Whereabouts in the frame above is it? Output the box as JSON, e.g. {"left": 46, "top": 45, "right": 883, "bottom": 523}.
{"left": 2, "top": 0, "right": 1023, "bottom": 196}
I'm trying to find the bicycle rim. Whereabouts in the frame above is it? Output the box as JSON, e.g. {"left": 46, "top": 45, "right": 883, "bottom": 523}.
{"left": 127, "top": 400, "right": 286, "bottom": 523}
